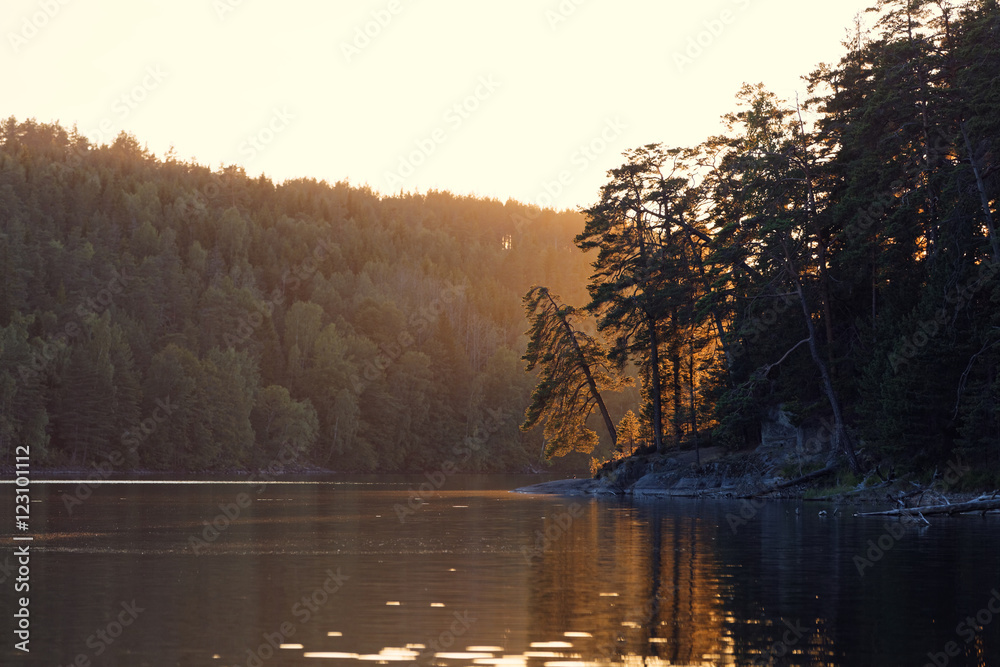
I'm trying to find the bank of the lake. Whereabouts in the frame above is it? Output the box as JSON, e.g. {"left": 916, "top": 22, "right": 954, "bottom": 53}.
{"left": 515, "top": 445, "right": 1000, "bottom": 514}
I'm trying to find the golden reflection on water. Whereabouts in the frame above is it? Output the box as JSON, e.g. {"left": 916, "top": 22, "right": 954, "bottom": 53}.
{"left": 255, "top": 499, "right": 839, "bottom": 667}
{"left": 26, "top": 482, "right": 1000, "bottom": 665}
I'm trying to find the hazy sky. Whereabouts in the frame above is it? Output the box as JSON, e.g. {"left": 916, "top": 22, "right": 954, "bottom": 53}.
{"left": 4, "top": 0, "right": 874, "bottom": 210}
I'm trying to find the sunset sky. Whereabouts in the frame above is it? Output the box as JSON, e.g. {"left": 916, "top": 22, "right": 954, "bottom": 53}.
{"left": 4, "top": 0, "right": 875, "bottom": 210}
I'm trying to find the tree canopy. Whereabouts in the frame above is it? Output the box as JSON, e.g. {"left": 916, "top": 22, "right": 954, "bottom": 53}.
{"left": 524, "top": 0, "right": 1000, "bottom": 486}
{"left": 0, "top": 119, "right": 592, "bottom": 472}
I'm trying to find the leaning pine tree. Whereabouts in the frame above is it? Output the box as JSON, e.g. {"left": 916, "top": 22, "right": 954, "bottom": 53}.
{"left": 520, "top": 286, "right": 625, "bottom": 459}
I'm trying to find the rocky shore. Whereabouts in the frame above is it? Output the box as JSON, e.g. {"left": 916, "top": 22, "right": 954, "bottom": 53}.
{"left": 514, "top": 446, "right": 788, "bottom": 499}
{"left": 514, "top": 444, "right": 995, "bottom": 510}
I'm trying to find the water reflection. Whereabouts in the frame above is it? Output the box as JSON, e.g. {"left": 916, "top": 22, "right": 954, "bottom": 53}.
{"left": 522, "top": 500, "right": 836, "bottom": 666}
{"left": 4, "top": 478, "right": 999, "bottom": 666}
{"left": 521, "top": 498, "right": 1000, "bottom": 667}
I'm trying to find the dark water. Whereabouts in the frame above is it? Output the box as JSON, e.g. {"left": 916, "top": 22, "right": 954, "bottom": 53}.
{"left": 3, "top": 476, "right": 1000, "bottom": 666}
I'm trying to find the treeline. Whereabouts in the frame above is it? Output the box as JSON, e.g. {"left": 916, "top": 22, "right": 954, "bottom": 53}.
{"left": 525, "top": 0, "right": 1000, "bottom": 485}
{"left": 0, "top": 119, "right": 596, "bottom": 472}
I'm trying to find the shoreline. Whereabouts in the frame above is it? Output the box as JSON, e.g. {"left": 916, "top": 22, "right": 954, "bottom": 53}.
{"left": 512, "top": 446, "right": 1000, "bottom": 513}
{"left": 512, "top": 476, "right": 998, "bottom": 510}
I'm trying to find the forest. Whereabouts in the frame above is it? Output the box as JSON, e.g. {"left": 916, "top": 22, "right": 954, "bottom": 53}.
{"left": 523, "top": 0, "right": 1000, "bottom": 486}
{"left": 0, "top": 119, "right": 601, "bottom": 472}
{"left": 1, "top": 0, "right": 998, "bottom": 483}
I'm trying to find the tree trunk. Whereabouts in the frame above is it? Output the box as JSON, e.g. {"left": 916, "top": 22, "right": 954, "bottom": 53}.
{"left": 671, "top": 349, "right": 682, "bottom": 449}
{"left": 670, "top": 309, "right": 683, "bottom": 449}
{"left": 791, "top": 272, "right": 861, "bottom": 473}
{"left": 688, "top": 332, "right": 701, "bottom": 467}
{"left": 790, "top": 105, "right": 861, "bottom": 473}
{"left": 818, "top": 238, "right": 837, "bottom": 375}
{"left": 680, "top": 213, "right": 735, "bottom": 381}
{"left": 856, "top": 497, "right": 1000, "bottom": 518}
{"left": 961, "top": 122, "right": 1000, "bottom": 265}
{"left": 542, "top": 289, "right": 618, "bottom": 446}
{"left": 647, "top": 314, "right": 665, "bottom": 453}
{"left": 325, "top": 414, "right": 340, "bottom": 465}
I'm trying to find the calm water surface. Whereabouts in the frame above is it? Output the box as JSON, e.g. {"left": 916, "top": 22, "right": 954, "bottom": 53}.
{"left": 3, "top": 475, "right": 1000, "bottom": 666}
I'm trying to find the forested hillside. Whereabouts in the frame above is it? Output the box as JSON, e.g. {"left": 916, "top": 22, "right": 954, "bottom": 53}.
{"left": 4, "top": 0, "right": 999, "bottom": 483}
{"left": 0, "top": 121, "right": 596, "bottom": 472}
{"left": 525, "top": 0, "right": 1000, "bottom": 486}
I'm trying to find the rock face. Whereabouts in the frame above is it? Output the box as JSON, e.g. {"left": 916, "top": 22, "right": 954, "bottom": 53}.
{"left": 760, "top": 406, "right": 835, "bottom": 456}
{"left": 760, "top": 407, "right": 799, "bottom": 449}
{"left": 629, "top": 457, "right": 780, "bottom": 498}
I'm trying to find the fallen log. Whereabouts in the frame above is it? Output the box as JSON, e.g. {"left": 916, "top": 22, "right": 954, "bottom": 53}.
{"left": 855, "top": 496, "right": 1000, "bottom": 519}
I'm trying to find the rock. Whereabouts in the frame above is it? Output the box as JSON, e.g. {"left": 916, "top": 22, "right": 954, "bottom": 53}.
{"left": 761, "top": 406, "right": 799, "bottom": 449}
{"left": 512, "top": 478, "right": 603, "bottom": 495}
{"left": 631, "top": 470, "right": 683, "bottom": 495}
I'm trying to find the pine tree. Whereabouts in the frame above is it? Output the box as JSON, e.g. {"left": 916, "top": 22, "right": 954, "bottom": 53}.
{"left": 521, "top": 286, "right": 624, "bottom": 459}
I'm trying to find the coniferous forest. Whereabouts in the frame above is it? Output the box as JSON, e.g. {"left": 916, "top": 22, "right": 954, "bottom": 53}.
{"left": 523, "top": 0, "right": 1000, "bottom": 486}
{"left": 2, "top": 0, "right": 999, "bottom": 483}
{"left": 0, "top": 124, "right": 596, "bottom": 472}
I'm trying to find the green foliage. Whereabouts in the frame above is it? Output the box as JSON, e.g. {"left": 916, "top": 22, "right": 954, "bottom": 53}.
{"left": 528, "top": 0, "right": 1000, "bottom": 479}
{"left": 520, "top": 286, "right": 626, "bottom": 459}
{"left": 577, "top": 146, "right": 718, "bottom": 453}
{"left": 251, "top": 385, "right": 318, "bottom": 465}
{"left": 4, "top": 0, "right": 1000, "bottom": 478}
{"left": 0, "top": 120, "right": 591, "bottom": 472}
{"left": 615, "top": 411, "right": 640, "bottom": 455}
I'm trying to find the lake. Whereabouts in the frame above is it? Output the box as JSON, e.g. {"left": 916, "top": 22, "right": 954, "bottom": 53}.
{"left": 4, "top": 475, "right": 1000, "bottom": 666}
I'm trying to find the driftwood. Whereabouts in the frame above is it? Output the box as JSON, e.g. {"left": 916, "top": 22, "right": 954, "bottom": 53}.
{"left": 740, "top": 464, "right": 838, "bottom": 498}
{"left": 856, "top": 495, "right": 1000, "bottom": 519}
